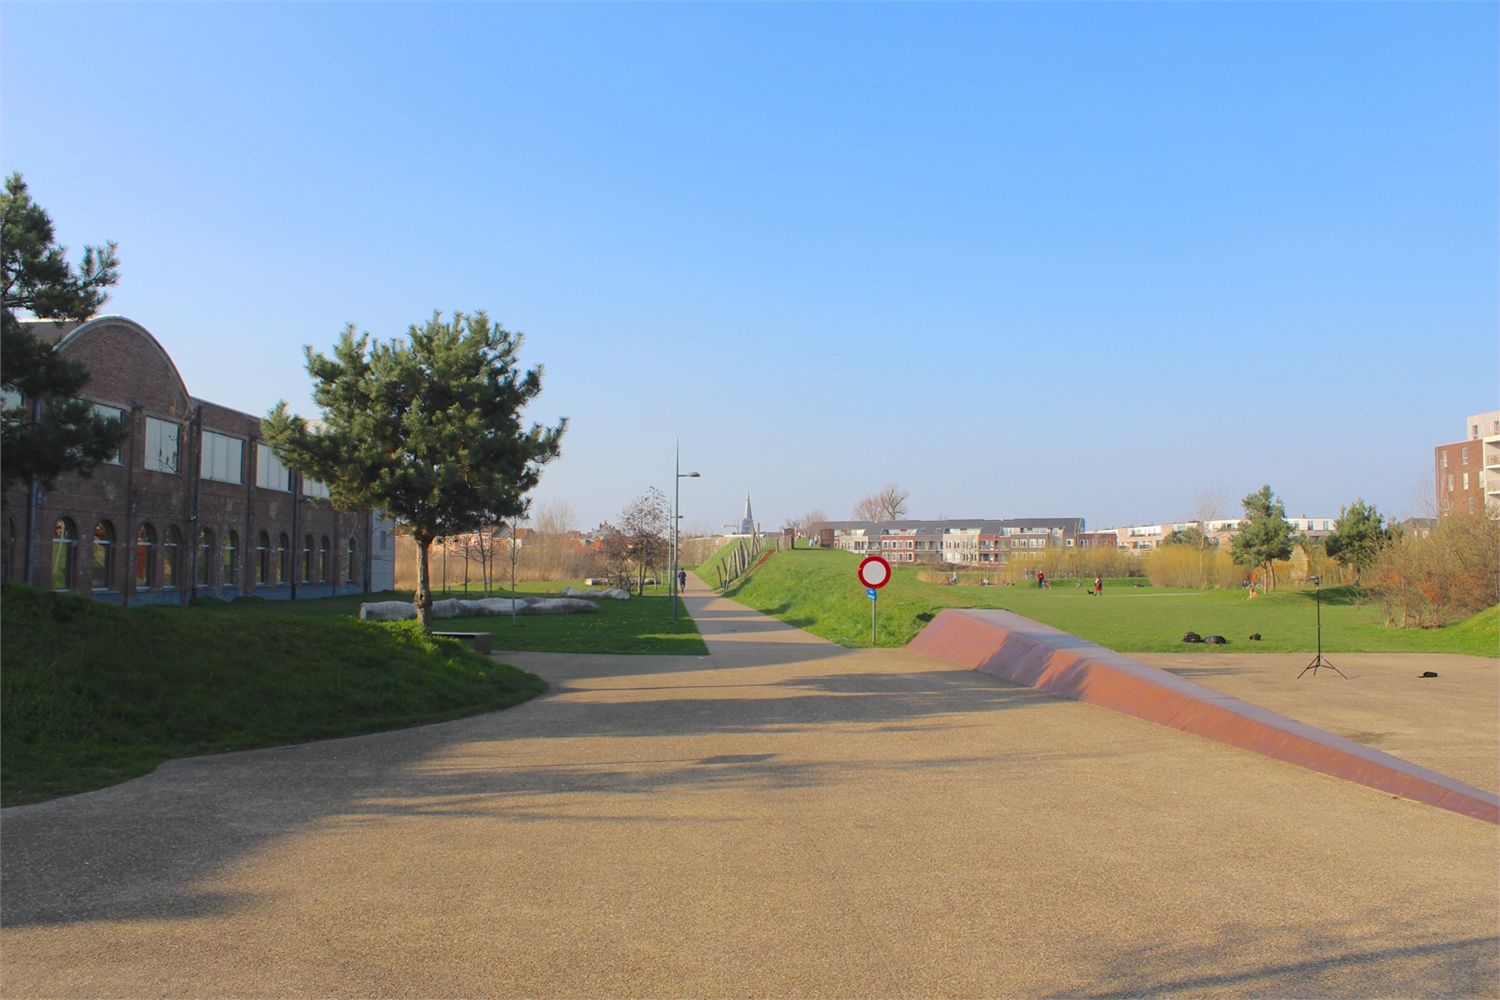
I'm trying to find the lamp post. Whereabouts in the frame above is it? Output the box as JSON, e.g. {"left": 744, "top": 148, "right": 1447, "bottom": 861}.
{"left": 673, "top": 441, "right": 700, "bottom": 623}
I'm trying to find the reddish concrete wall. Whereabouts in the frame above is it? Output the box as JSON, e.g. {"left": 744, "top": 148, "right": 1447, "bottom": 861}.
{"left": 909, "top": 609, "right": 1499, "bottom": 824}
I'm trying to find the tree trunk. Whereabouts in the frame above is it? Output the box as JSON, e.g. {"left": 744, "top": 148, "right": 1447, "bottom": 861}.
{"left": 415, "top": 534, "right": 435, "bottom": 631}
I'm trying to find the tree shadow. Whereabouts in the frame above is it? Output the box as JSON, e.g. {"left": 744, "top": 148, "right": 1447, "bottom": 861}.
{"left": 1048, "top": 912, "right": 1497, "bottom": 999}
{"left": 0, "top": 653, "right": 1045, "bottom": 929}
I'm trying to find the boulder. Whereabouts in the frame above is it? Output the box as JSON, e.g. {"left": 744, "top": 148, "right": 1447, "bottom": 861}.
{"left": 1204, "top": 635, "right": 1227, "bottom": 645}
{"left": 431, "top": 598, "right": 465, "bottom": 620}
{"left": 1248, "top": 632, "right": 1262, "bottom": 641}
{"left": 521, "top": 598, "right": 599, "bottom": 615}
{"left": 359, "top": 601, "right": 416, "bottom": 621}
{"left": 1181, "top": 631, "right": 1203, "bottom": 644}
{"left": 602, "top": 589, "right": 630, "bottom": 600}
{"left": 473, "top": 597, "right": 529, "bottom": 615}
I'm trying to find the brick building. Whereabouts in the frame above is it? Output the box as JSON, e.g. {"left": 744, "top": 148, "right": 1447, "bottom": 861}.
{"left": 1433, "top": 409, "right": 1499, "bottom": 517}
{"left": 2, "top": 315, "right": 394, "bottom": 603}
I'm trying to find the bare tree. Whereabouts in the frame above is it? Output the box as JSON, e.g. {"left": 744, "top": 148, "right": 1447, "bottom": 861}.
{"left": 1193, "top": 487, "right": 1228, "bottom": 538}
{"left": 875, "top": 483, "right": 910, "bottom": 521}
{"left": 852, "top": 494, "right": 884, "bottom": 522}
{"left": 620, "top": 487, "right": 670, "bottom": 593}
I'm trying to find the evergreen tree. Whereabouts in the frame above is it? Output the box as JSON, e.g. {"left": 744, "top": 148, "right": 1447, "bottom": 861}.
{"left": 263, "top": 311, "right": 565, "bottom": 629}
{"left": 1324, "top": 499, "right": 1395, "bottom": 586}
{"left": 2, "top": 173, "right": 126, "bottom": 491}
{"left": 1230, "top": 484, "right": 1294, "bottom": 589}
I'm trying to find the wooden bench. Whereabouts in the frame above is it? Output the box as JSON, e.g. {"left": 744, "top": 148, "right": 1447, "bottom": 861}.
{"left": 433, "top": 631, "right": 493, "bottom": 655}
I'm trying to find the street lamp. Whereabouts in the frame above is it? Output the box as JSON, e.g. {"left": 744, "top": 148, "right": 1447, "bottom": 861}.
{"left": 673, "top": 441, "right": 700, "bottom": 623}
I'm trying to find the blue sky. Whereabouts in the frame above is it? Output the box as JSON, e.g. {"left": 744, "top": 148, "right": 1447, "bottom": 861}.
{"left": 4, "top": 2, "right": 1495, "bottom": 533}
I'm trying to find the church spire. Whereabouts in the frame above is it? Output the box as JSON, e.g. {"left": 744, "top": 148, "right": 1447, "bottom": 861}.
{"left": 740, "top": 493, "right": 754, "bottom": 534}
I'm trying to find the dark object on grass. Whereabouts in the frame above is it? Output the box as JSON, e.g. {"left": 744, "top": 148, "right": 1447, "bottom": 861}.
{"left": 1182, "top": 632, "right": 1203, "bottom": 643}
{"left": 1420, "top": 670, "right": 1439, "bottom": 678}
{"left": 1205, "top": 635, "right": 1227, "bottom": 645}
{"left": 1248, "top": 632, "right": 1261, "bottom": 641}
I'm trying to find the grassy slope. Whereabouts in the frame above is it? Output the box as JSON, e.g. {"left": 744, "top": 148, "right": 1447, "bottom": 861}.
{"left": 1, "top": 585, "right": 548, "bottom": 805}
{"left": 724, "top": 548, "right": 1499, "bottom": 656}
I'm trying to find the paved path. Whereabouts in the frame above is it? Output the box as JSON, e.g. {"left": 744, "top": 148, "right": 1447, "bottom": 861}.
{"left": 3, "top": 575, "right": 1496, "bottom": 997}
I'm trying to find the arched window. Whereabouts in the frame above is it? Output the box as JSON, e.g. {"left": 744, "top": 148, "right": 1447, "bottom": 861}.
{"left": 224, "top": 531, "right": 239, "bottom": 588}
{"left": 198, "top": 528, "right": 215, "bottom": 586}
{"left": 302, "top": 534, "right": 314, "bottom": 583}
{"left": 93, "top": 521, "right": 115, "bottom": 591}
{"left": 347, "top": 537, "right": 359, "bottom": 584}
{"left": 256, "top": 531, "right": 270, "bottom": 585}
{"left": 162, "top": 526, "right": 182, "bottom": 588}
{"left": 51, "top": 517, "right": 77, "bottom": 590}
{"left": 277, "top": 533, "right": 290, "bottom": 584}
{"left": 136, "top": 524, "right": 156, "bottom": 588}
{"left": 319, "top": 535, "right": 331, "bottom": 583}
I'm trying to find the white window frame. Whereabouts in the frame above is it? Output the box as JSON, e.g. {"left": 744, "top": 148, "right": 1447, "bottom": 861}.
{"left": 256, "top": 443, "right": 292, "bottom": 492}
{"left": 302, "top": 478, "right": 331, "bottom": 499}
{"left": 145, "top": 417, "right": 179, "bottom": 474}
{"left": 201, "top": 431, "right": 244, "bottom": 485}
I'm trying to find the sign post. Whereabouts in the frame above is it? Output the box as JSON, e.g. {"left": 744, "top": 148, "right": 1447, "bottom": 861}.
{"left": 857, "top": 555, "right": 892, "bottom": 646}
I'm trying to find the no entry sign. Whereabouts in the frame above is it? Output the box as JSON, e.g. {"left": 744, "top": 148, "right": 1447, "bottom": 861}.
{"left": 858, "top": 555, "right": 892, "bottom": 590}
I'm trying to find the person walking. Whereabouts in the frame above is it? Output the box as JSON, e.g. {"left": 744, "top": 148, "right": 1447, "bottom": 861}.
{"left": 1094, "top": 575, "right": 1102, "bottom": 596}
{"left": 1037, "top": 570, "right": 1045, "bottom": 590}
{"left": 677, "top": 568, "right": 687, "bottom": 594}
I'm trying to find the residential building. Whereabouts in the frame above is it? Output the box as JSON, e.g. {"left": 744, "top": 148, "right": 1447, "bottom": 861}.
{"left": 825, "top": 517, "right": 1084, "bottom": 565}
{"left": 2, "top": 316, "right": 395, "bottom": 602}
{"left": 1434, "top": 409, "right": 1500, "bottom": 517}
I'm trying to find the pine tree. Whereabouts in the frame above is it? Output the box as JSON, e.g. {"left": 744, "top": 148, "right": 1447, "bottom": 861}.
{"left": 2, "top": 173, "right": 127, "bottom": 491}
{"left": 263, "top": 311, "right": 566, "bottom": 629}
{"left": 1230, "top": 484, "right": 1294, "bottom": 589}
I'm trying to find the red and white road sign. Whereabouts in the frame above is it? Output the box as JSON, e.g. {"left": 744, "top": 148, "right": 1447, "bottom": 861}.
{"left": 857, "top": 555, "right": 892, "bottom": 589}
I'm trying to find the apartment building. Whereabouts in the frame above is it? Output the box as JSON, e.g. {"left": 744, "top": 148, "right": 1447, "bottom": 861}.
{"left": 826, "top": 518, "right": 1084, "bottom": 565}
{"left": 1434, "top": 409, "right": 1500, "bottom": 517}
{"left": 2, "top": 315, "right": 395, "bottom": 603}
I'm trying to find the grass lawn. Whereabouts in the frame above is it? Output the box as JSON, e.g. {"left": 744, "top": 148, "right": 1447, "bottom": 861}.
{"left": 1, "top": 584, "right": 547, "bottom": 806}
{"left": 720, "top": 548, "right": 1499, "bottom": 656}
{"left": 217, "top": 580, "right": 709, "bottom": 656}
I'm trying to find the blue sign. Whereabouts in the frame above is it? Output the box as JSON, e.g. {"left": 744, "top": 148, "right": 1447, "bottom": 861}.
{"left": 867, "top": 588, "right": 878, "bottom": 600}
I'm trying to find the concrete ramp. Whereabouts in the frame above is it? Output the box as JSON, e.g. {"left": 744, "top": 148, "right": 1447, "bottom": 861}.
{"left": 909, "top": 608, "right": 1499, "bottom": 824}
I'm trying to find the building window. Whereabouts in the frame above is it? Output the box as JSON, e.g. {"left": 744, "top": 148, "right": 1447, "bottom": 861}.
{"left": 347, "top": 537, "right": 358, "bottom": 583}
{"left": 1462, "top": 473, "right": 1470, "bottom": 491}
{"left": 224, "top": 531, "right": 239, "bottom": 588}
{"left": 52, "top": 517, "right": 77, "bottom": 590}
{"left": 277, "top": 533, "right": 290, "bottom": 583}
{"left": 145, "top": 417, "right": 179, "bottom": 473}
{"left": 201, "top": 432, "right": 244, "bottom": 484}
{"left": 256, "top": 532, "right": 270, "bottom": 585}
{"left": 302, "top": 534, "right": 314, "bottom": 583}
{"left": 320, "top": 535, "right": 331, "bottom": 582}
{"left": 1469, "top": 496, "right": 1476, "bottom": 514}
{"left": 1442, "top": 453, "right": 1449, "bottom": 469}
{"left": 198, "top": 529, "right": 215, "bottom": 586}
{"left": 303, "top": 479, "right": 331, "bottom": 499}
{"left": 256, "top": 443, "right": 292, "bottom": 492}
{"left": 136, "top": 524, "right": 156, "bottom": 588}
{"left": 1448, "top": 474, "right": 1455, "bottom": 491}
{"left": 162, "top": 526, "right": 182, "bottom": 588}
{"left": 1462, "top": 448, "right": 1470, "bottom": 466}
{"left": 93, "top": 520, "right": 115, "bottom": 591}
{"left": 92, "top": 403, "right": 125, "bottom": 464}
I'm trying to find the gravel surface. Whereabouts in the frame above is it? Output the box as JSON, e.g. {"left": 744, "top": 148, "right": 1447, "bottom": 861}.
{"left": 3, "top": 576, "right": 1495, "bottom": 998}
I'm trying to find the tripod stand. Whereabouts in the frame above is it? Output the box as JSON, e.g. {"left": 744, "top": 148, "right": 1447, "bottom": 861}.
{"left": 1298, "top": 577, "right": 1346, "bottom": 679}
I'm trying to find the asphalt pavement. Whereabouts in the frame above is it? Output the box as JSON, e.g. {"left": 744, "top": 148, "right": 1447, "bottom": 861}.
{"left": 2, "top": 574, "right": 1496, "bottom": 998}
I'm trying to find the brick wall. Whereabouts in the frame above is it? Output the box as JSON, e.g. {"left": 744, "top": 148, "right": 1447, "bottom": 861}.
{"left": 2, "top": 317, "right": 374, "bottom": 603}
